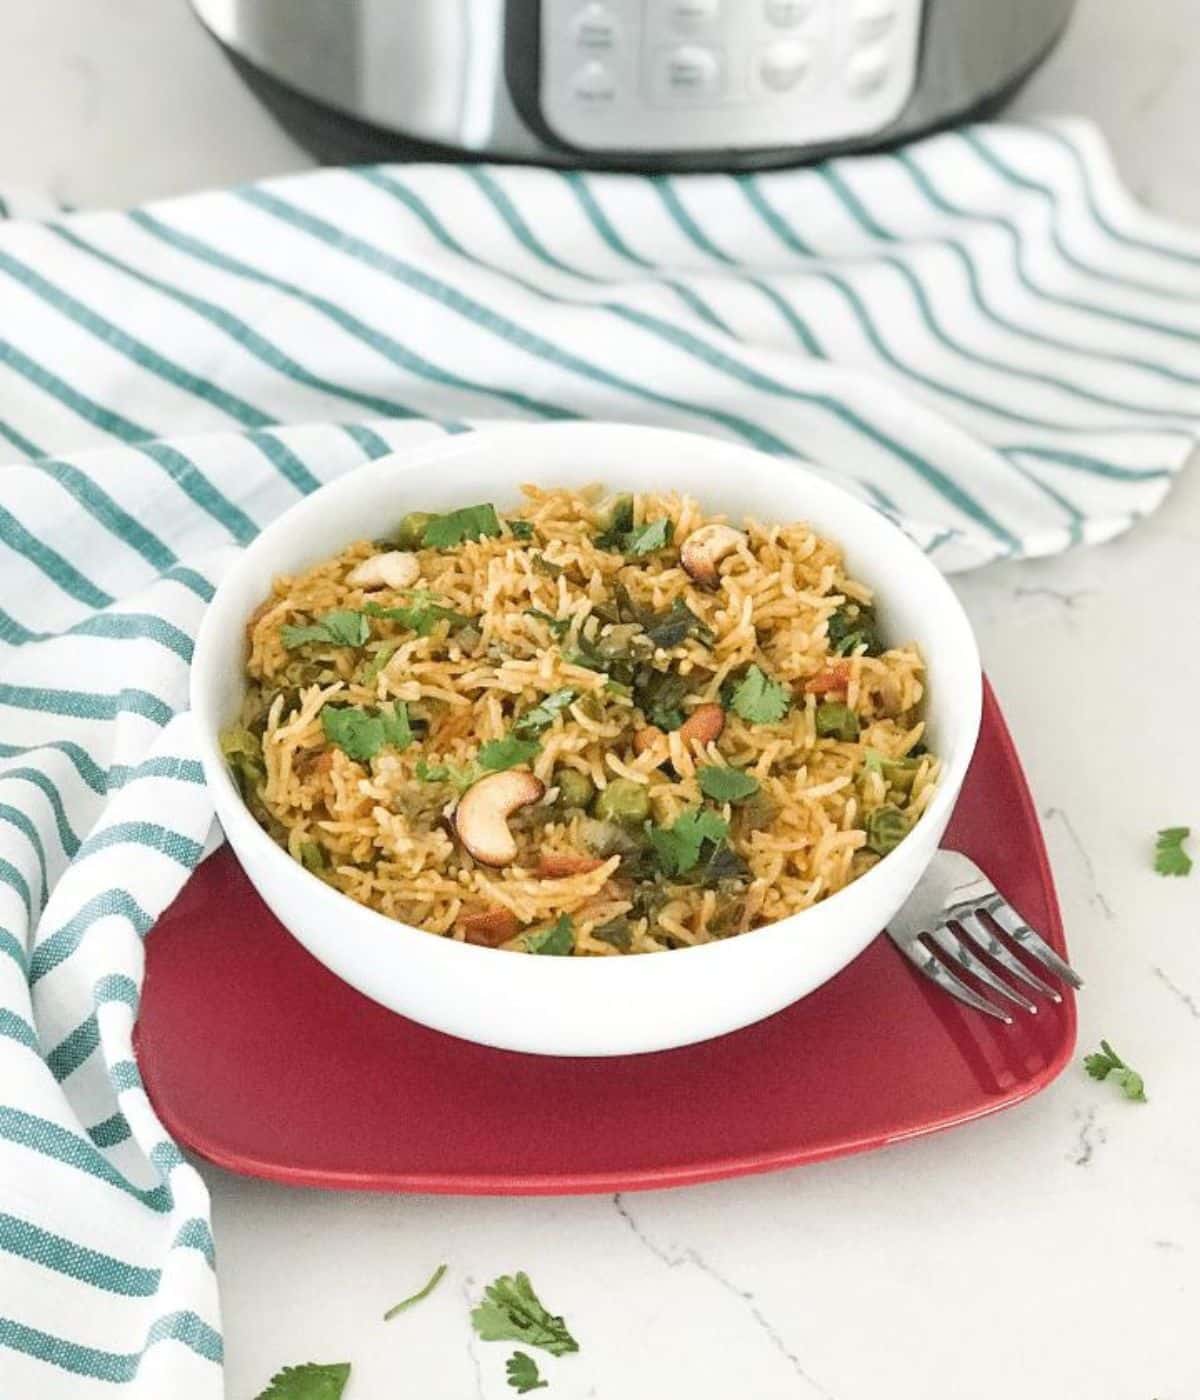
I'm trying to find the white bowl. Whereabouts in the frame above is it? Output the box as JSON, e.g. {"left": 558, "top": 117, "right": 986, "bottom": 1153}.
{"left": 192, "top": 423, "right": 981, "bottom": 1057}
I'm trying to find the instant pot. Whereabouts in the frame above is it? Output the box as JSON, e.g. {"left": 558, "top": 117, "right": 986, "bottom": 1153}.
{"left": 191, "top": 0, "right": 1074, "bottom": 170}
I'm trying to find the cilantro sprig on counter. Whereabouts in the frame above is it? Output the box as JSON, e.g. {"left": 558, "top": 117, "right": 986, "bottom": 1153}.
{"left": 384, "top": 1263, "right": 447, "bottom": 1321}
{"left": 253, "top": 1362, "right": 351, "bottom": 1400}
{"left": 507, "top": 1352, "right": 548, "bottom": 1393}
{"left": 1154, "top": 826, "right": 1193, "bottom": 877}
{"left": 471, "top": 1272, "right": 579, "bottom": 1356}
{"left": 1084, "top": 1040, "right": 1147, "bottom": 1102}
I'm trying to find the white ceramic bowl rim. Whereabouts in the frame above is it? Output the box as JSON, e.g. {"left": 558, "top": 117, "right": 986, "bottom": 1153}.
{"left": 191, "top": 423, "right": 981, "bottom": 983}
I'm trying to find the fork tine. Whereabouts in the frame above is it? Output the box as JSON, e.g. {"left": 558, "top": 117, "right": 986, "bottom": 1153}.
{"left": 894, "top": 936, "right": 1014, "bottom": 1024}
{"left": 957, "top": 912, "right": 1061, "bottom": 1002}
{"left": 927, "top": 923, "right": 1038, "bottom": 1013}
{"left": 988, "top": 898, "right": 1084, "bottom": 990}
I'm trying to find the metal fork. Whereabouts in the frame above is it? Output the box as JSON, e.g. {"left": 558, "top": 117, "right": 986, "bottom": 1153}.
{"left": 886, "top": 849, "right": 1082, "bottom": 1023}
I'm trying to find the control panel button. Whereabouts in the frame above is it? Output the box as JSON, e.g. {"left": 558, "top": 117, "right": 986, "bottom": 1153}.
{"left": 763, "top": 0, "right": 814, "bottom": 27}
{"left": 654, "top": 45, "right": 723, "bottom": 100}
{"left": 570, "top": 60, "right": 617, "bottom": 103}
{"left": 667, "top": 0, "right": 721, "bottom": 27}
{"left": 852, "top": 0, "right": 896, "bottom": 42}
{"left": 846, "top": 44, "right": 890, "bottom": 95}
{"left": 572, "top": 3, "right": 618, "bottom": 50}
{"left": 758, "top": 40, "right": 810, "bottom": 92}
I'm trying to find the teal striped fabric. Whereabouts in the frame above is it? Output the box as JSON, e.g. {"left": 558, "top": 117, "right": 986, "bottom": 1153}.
{"left": 1, "top": 117, "right": 1198, "bottom": 1396}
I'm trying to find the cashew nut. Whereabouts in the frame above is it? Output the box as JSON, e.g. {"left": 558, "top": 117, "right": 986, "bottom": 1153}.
{"left": 454, "top": 769, "right": 545, "bottom": 867}
{"left": 347, "top": 551, "right": 420, "bottom": 591}
{"left": 680, "top": 523, "right": 745, "bottom": 587}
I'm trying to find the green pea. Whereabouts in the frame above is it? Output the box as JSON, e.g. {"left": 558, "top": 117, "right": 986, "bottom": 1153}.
{"left": 880, "top": 755, "right": 921, "bottom": 794}
{"left": 592, "top": 778, "right": 652, "bottom": 827}
{"left": 815, "top": 701, "right": 860, "bottom": 742}
{"left": 556, "top": 769, "right": 596, "bottom": 810}
{"left": 394, "top": 511, "right": 436, "bottom": 550}
{"left": 865, "top": 804, "right": 908, "bottom": 855}
{"left": 299, "top": 841, "right": 327, "bottom": 873}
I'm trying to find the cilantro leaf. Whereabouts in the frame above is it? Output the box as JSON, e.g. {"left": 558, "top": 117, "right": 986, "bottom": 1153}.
{"left": 506, "top": 1352, "right": 548, "bottom": 1394}
{"left": 697, "top": 840, "right": 751, "bottom": 886}
{"left": 729, "top": 665, "right": 790, "bottom": 724}
{"left": 1083, "top": 1039, "right": 1147, "bottom": 1102}
{"left": 364, "top": 593, "right": 471, "bottom": 637}
{"left": 509, "top": 520, "right": 535, "bottom": 540}
{"left": 514, "top": 689, "right": 577, "bottom": 738}
{"left": 478, "top": 736, "right": 541, "bottom": 772}
{"left": 525, "top": 608, "right": 569, "bottom": 638}
{"left": 384, "top": 1263, "right": 447, "bottom": 1321}
{"left": 649, "top": 808, "right": 729, "bottom": 877}
{"left": 253, "top": 1362, "right": 350, "bottom": 1400}
{"left": 416, "top": 757, "right": 478, "bottom": 792}
{"left": 697, "top": 765, "right": 760, "bottom": 803}
{"left": 321, "top": 702, "right": 413, "bottom": 762}
{"left": 525, "top": 914, "right": 574, "bottom": 956}
{"left": 1154, "top": 826, "right": 1193, "bottom": 877}
{"left": 422, "top": 503, "right": 502, "bottom": 549}
{"left": 827, "top": 603, "right": 881, "bottom": 657}
{"left": 471, "top": 1272, "right": 579, "bottom": 1356}
{"left": 625, "top": 517, "right": 673, "bottom": 556}
{"left": 594, "top": 494, "right": 634, "bottom": 550}
{"left": 359, "top": 641, "right": 398, "bottom": 685}
{"left": 281, "top": 609, "right": 370, "bottom": 651}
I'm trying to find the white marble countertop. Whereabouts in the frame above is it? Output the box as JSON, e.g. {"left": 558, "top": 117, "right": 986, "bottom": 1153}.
{"left": 3, "top": 3, "right": 1197, "bottom": 1396}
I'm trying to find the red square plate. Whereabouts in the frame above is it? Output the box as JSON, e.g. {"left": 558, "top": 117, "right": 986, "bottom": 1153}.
{"left": 137, "top": 680, "right": 1075, "bottom": 1194}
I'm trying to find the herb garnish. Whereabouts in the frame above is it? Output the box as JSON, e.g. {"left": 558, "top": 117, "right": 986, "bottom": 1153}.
{"left": 729, "top": 665, "right": 790, "bottom": 724}
{"left": 281, "top": 610, "right": 370, "bottom": 651}
{"left": 506, "top": 1352, "right": 548, "bottom": 1393}
{"left": 633, "top": 667, "right": 690, "bottom": 730}
{"left": 415, "top": 758, "right": 478, "bottom": 792}
{"left": 827, "top": 603, "right": 881, "bottom": 657}
{"left": 697, "top": 765, "right": 760, "bottom": 803}
{"left": 649, "top": 809, "right": 729, "bottom": 877}
{"left": 509, "top": 520, "right": 535, "bottom": 540}
{"left": 321, "top": 702, "right": 413, "bottom": 762}
{"left": 594, "top": 495, "right": 634, "bottom": 550}
{"left": 624, "top": 517, "right": 673, "bottom": 556}
{"left": 1154, "top": 826, "right": 1193, "bottom": 877}
{"left": 422, "top": 503, "right": 502, "bottom": 549}
{"left": 525, "top": 914, "right": 574, "bottom": 956}
{"left": 635, "top": 598, "right": 711, "bottom": 652}
{"left": 359, "top": 642, "right": 398, "bottom": 685}
{"left": 364, "top": 592, "right": 471, "bottom": 637}
{"left": 384, "top": 1263, "right": 447, "bottom": 1321}
{"left": 513, "top": 689, "right": 577, "bottom": 738}
{"left": 253, "top": 1362, "right": 351, "bottom": 1400}
{"left": 471, "top": 1272, "right": 579, "bottom": 1356}
{"left": 478, "top": 736, "right": 542, "bottom": 772}
{"left": 1084, "top": 1040, "right": 1147, "bottom": 1102}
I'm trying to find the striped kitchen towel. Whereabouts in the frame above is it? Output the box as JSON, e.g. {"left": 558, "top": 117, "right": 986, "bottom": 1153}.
{"left": 2, "top": 117, "right": 1199, "bottom": 1397}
